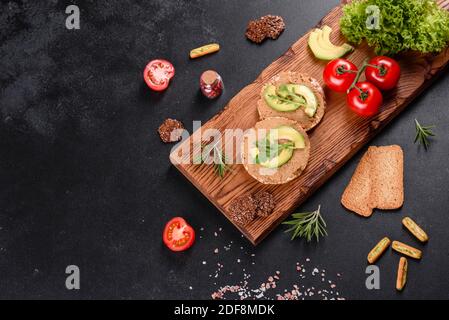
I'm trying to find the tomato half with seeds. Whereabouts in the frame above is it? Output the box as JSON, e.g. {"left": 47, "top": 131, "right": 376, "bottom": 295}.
{"left": 163, "top": 217, "right": 195, "bottom": 252}
{"left": 143, "top": 59, "right": 175, "bottom": 91}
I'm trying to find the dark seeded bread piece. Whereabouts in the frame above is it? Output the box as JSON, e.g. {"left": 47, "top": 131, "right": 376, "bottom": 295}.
{"left": 341, "top": 150, "right": 374, "bottom": 217}
{"left": 369, "top": 145, "right": 404, "bottom": 210}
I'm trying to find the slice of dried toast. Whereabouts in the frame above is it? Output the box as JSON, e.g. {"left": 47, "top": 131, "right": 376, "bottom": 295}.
{"left": 341, "top": 150, "right": 373, "bottom": 217}
{"left": 369, "top": 145, "right": 404, "bottom": 210}
{"left": 341, "top": 145, "right": 404, "bottom": 217}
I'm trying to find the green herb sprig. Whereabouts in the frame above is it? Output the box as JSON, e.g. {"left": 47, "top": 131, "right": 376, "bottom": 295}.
{"left": 414, "top": 119, "right": 435, "bottom": 150}
{"left": 194, "top": 141, "right": 230, "bottom": 178}
{"left": 282, "top": 205, "right": 327, "bottom": 242}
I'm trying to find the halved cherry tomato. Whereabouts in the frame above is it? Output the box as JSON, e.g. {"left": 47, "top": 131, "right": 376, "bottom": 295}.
{"left": 347, "top": 81, "right": 383, "bottom": 117}
{"left": 163, "top": 217, "right": 195, "bottom": 252}
{"left": 365, "top": 56, "right": 400, "bottom": 91}
{"left": 143, "top": 59, "right": 175, "bottom": 91}
{"left": 323, "top": 59, "right": 358, "bottom": 92}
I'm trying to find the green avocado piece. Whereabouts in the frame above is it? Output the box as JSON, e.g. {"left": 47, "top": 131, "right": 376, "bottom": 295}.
{"left": 277, "top": 84, "right": 306, "bottom": 104}
{"left": 263, "top": 85, "right": 301, "bottom": 112}
{"left": 308, "top": 29, "right": 353, "bottom": 61}
{"left": 264, "top": 84, "right": 318, "bottom": 117}
{"left": 270, "top": 126, "right": 306, "bottom": 149}
{"left": 256, "top": 126, "right": 305, "bottom": 169}
{"left": 276, "top": 84, "right": 290, "bottom": 98}
{"left": 258, "top": 148, "right": 293, "bottom": 169}
{"left": 319, "top": 26, "right": 354, "bottom": 53}
{"left": 295, "top": 85, "right": 318, "bottom": 117}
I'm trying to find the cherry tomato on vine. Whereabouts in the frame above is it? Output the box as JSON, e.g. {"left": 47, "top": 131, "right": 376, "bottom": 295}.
{"left": 347, "top": 81, "right": 383, "bottom": 117}
{"left": 365, "top": 56, "right": 400, "bottom": 91}
{"left": 323, "top": 59, "right": 358, "bottom": 92}
{"left": 143, "top": 59, "right": 175, "bottom": 91}
{"left": 163, "top": 217, "right": 195, "bottom": 252}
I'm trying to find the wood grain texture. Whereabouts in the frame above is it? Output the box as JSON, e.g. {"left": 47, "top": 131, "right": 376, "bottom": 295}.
{"left": 170, "top": 1, "right": 449, "bottom": 244}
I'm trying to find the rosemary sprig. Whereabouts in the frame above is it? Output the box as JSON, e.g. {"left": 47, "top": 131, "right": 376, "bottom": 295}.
{"left": 194, "top": 142, "right": 230, "bottom": 178}
{"left": 414, "top": 119, "right": 435, "bottom": 150}
{"left": 282, "top": 205, "right": 327, "bottom": 242}
{"left": 212, "top": 146, "right": 230, "bottom": 178}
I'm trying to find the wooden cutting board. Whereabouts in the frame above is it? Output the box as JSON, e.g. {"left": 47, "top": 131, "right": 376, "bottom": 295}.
{"left": 170, "top": 0, "right": 449, "bottom": 245}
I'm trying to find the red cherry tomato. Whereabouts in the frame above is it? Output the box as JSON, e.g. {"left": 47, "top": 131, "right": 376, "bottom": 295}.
{"left": 143, "top": 59, "right": 175, "bottom": 91}
{"left": 347, "top": 82, "right": 383, "bottom": 117}
{"left": 323, "top": 59, "right": 358, "bottom": 92}
{"left": 163, "top": 217, "right": 195, "bottom": 252}
{"left": 365, "top": 56, "right": 400, "bottom": 91}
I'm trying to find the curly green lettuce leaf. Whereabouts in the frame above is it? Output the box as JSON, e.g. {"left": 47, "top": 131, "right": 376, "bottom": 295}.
{"left": 340, "top": 0, "right": 449, "bottom": 55}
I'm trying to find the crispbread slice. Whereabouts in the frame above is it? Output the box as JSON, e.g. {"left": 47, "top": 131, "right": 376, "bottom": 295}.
{"left": 341, "top": 150, "right": 374, "bottom": 217}
{"left": 341, "top": 145, "right": 404, "bottom": 217}
{"left": 369, "top": 145, "right": 404, "bottom": 210}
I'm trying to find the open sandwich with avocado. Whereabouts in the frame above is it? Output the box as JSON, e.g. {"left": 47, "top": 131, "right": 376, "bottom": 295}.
{"left": 258, "top": 71, "right": 326, "bottom": 131}
{"left": 241, "top": 117, "right": 310, "bottom": 185}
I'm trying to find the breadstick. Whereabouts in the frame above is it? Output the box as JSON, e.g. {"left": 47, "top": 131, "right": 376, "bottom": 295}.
{"left": 367, "top": 237, "right": 391, "bottom": 264}
{"left": 190, "top": 43, "right": 220, "bottom": 59}
{"left": 392, "top": 241, "right": 422, "bottom": 260}
{"left": 402, "top": 217, "right": 428, "bottom": 243}
{"left": 396, "top": 257, "right": 408, "bottom": 291}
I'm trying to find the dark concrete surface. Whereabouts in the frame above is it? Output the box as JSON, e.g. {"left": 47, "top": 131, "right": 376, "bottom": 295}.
{"left": 0, "top": 0, "right": 448, "bottom": 299}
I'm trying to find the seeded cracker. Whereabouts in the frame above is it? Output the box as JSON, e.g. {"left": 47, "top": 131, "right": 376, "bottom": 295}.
{"left": 253, "top": 191, "right": 275, "bottom": 217}
{"left": 260, "top": 15, "right": 285, "bottom": 39}
{"left": 245, "top": 15, "right": 285, "bottom": 43}
{"left": 229, "top": 195, "right": 256, "bottom": 227}
{"left": 245, "top": 19, "right": 267, "bottom": 43}
{"left": 158, "top": 118, "right": 184, "bottom": 143}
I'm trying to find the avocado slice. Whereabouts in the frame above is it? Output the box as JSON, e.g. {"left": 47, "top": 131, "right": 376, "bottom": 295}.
{"left": 277, "top": 84, "right": 306, "bottom": 104}
{"left": 308, "top": 27, "right": 353, "bottom": 61}
{"left": 271, "top": 126, "right": 306, "bottom": 149}
{"left": 319, "top": 26, "right": 353, "bottom": 53}
{"left": 249, "top": 145, "right": 293, "bottom": 169}
{"left": 258, "top": 148, "right": 293, "bottom": 169}
{"left": 263, "top": 85, "right": 301, "bottom": 112}
{"left": 276, "top": 84, "right": 290, "bottom": 98}
{"left": 294, "top": 85, "right": 318, "bottom": 117}
{"left": 255, "top": 126, "right": 305, "bottom": 169}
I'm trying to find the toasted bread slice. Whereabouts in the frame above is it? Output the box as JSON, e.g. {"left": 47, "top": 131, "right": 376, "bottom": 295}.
{"left": 369, "top": 145, "right": 404, "bottom": 210}
{"left": 341, "top": 150, "right": 373, "bottom": 217}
